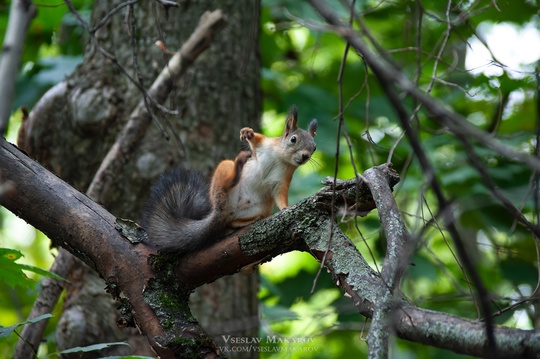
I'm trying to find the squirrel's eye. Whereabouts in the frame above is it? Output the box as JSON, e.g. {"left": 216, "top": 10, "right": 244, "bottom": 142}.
{"left": 290, "top": 135, "right": 297, "bottom": 144}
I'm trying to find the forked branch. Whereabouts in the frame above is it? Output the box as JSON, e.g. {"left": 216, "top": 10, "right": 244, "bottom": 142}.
{"left": 2, "top": 142, "right": 539, "bottom": 357}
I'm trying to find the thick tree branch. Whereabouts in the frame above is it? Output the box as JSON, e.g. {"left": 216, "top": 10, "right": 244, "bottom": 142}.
{"left": 174, "top": 164, "right": 397, "bottom": 292}
{"left": 395, "top": 306, "right": 540, "bottom": 358}
{"left": 2, "top": 140, "right": 540, "bottom": 357}
{"left": 13, "top": 9, "right": 228, "bottom": 358}
{"left": 0, "top": 138, "right": 172, "bottom": 357}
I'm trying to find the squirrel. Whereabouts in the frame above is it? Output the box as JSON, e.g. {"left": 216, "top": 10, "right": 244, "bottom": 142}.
{"left": 142, "top": 106, "right": 317, "bottom": 254}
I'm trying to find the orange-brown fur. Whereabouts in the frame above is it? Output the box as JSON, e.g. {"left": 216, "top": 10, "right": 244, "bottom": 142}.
{"left": 143, "top": 107, "right": 316, "bottom": 254}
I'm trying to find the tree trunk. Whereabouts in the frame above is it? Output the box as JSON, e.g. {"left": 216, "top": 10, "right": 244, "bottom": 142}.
{"left": 20, "top": 1, "right": 261, "bottom": 357}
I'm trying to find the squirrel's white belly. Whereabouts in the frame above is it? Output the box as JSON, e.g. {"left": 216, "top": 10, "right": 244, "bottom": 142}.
{"left": 228, "top": 158, "right": 282, "bottom": 221}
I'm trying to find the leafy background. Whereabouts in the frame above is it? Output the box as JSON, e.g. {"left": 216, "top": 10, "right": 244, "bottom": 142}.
{"left": 1, "top": 0, "right": 539, "bottom": 358}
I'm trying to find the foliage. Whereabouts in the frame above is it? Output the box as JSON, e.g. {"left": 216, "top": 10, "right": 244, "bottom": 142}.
{"left": 0, "top": 0, "right": 539, "bottom": 358}
{"left": 0, "top": 1, "right": 86, "bottom": 357}
{"left": 0, "top": 313, "right": 52, "bottom": 339}
{"left": 0, "top": 248, "right": 62, "bottom": 289}
{"left": 0, "top": 0, "right": 86, "bottom": 116}
{"left": 49, "top": 341, "right": 130, "bottom": 356}
{"left": 257, "top": 0, "right": 540, "bottom": 358}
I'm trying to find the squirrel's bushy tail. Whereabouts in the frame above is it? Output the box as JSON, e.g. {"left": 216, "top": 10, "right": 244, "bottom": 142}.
{"left": 141, "top": 167, "right": 225, "bottom": 253}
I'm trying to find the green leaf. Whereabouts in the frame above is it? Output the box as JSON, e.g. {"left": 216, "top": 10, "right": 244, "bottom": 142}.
{"left": 50, "top": 342, "right": 130, "bottom": 355}
{"left": 14, "top": 55, "right": 82, "bottom": 110}
{"left": 0, "top": 313, "right": 53, "bottom": 339}
{"left": 0, "top": 248, "right": 34, "bottom": 289}
{"left": 18, "top": 263, "right": 64, "bottom": 282}
{"left": 0, "top": 248, "right": 65, "bottom": 289}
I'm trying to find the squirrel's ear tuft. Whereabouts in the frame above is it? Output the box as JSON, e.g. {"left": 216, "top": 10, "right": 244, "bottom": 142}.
{"left": 284, "top": 106, "right": 298, "bottom": 136}
{"left": 308, "top": 119, "right": 317, "bottom": 137}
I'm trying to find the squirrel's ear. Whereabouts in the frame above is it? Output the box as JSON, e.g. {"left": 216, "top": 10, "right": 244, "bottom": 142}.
{"left": 284, "top": 106, "right": 298, "bottom": 136}
{"left": 308, "top": 119, "right": 317, "bottom": 137}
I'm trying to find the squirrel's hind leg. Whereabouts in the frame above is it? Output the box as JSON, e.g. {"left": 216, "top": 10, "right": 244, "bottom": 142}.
{"left": 213, "top": 151, "right": 251, "bottom": 188}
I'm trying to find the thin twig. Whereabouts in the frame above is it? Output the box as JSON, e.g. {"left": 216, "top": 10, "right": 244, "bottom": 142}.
{"left": 89, "top": 0, "right": 138, "bottom": 34}
{"left": 311, "top": 0, "right": 357, "bottom": 294}
{"left": 421, "top": 196, "right": 481, "bottom": 317}
{"left": 64, "top": 0, "right": 178, "bottom": 116}
{"left": 87, "top": 9, "right": 227, "bottom": 202}
{"left": 307, "top": 1, "right": 499, "bottom": 356}
{"left": 15, "top": 6, "right": 227, "bottom": 354}
{"left": 303, "top": 6, "right": 540, "bottom": 173}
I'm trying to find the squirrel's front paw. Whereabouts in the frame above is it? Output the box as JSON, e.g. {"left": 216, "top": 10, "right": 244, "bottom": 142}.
{"left": 240, "top": 127, "right": 255, "bottom": 141}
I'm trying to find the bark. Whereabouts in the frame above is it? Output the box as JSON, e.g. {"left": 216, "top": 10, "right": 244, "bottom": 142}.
{"left": 1, "top": 138, "right": 176, "bottom": 358}
{"left": 16, "top": 1, "right": 261, "bottom": 357}
{"left": 363, "top": 167, "right": 414, "bottom": 359}
{"left": 3, "top": 142, "right": 540, "bottom": 358}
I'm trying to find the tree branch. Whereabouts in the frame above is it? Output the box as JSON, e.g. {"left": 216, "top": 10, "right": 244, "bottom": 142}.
{"left": 363, "top": 166, "right": 413, "bottom": 358}
{"left": 0, "top": 138, "right": 170, "bottom": 357}
{"left": 308, "top": 0, "right": 540, "bottom": 174}
{"left": 13, "top": 9, "right": 228, "bottom": 358}
{"left": 87, "top": 9, "right": 227, "bottom": 202}
{"left": 13, "top": 248, "right": 77, "bottom": 359}
{"left": 395, "top": 306, "right": 540, "bottom": 358}
{"left": 2, "top": 140, "right": 540, "bottom": 357}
